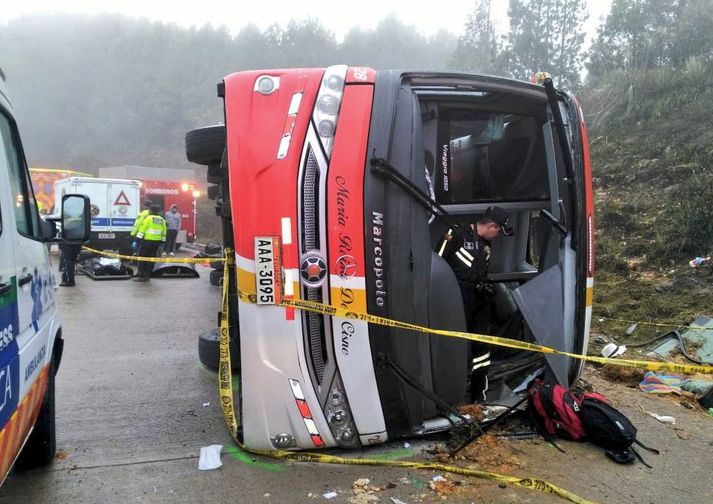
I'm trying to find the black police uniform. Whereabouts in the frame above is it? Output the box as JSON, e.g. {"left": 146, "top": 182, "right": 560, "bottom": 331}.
{"left": 437, "top": 224, "right": 493, "bottom": 402}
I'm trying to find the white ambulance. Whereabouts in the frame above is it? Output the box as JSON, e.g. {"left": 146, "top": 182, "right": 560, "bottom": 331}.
{"left": 54, "top": 177, "right": 140, "bottom": 253}
{"left": 0, "top": 68, "right": 90, "bottom": 484}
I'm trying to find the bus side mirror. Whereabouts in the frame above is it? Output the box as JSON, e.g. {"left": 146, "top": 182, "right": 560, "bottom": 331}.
{"left": 61, "top": 194, "right": 91, "bottom": 243}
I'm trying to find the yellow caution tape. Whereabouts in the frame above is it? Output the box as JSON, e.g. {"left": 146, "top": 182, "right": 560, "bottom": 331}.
{"left": 235, "top": 291, "right": 713, "bottom": 376}
{"left": 81, "top": 246, "right": 223, "bottom": 264}
{"left": 217, "top": 250, "right": 595, "bottom": 504}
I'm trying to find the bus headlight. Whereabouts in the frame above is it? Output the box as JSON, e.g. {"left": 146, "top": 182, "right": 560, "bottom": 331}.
{"left": 312, "top": 65, "right": 347, "bottom": 159}
{"left": 325, "top": 375, "right": 360, "bottom": 448}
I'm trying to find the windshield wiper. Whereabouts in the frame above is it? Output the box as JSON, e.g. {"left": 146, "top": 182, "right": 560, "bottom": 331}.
{"left": 370, "top": 157, "right": 459, "bottom": 228}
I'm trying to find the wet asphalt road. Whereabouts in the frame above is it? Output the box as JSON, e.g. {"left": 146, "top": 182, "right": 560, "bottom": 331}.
{"left": 0, "top": 251, "right": 712, "bottom": 503}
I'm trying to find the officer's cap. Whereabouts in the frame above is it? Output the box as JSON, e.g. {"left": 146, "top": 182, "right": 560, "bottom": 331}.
{"left": 484, "top": 206, "right": 514, "bottom": 236}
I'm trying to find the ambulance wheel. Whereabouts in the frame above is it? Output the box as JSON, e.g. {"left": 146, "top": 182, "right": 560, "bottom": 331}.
{"left": 16, "top": 358, "right": 56, "bottom": 468}
{"left": 185, "top": 125, "right": 226, "bottom": 166}
{"left": 198, "top": 328, "right": 240, "bottom": 371}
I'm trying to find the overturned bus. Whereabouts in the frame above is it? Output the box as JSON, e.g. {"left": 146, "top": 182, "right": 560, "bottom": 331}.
{"left": 185, "top": 66, "right": 594, "bottom": 451}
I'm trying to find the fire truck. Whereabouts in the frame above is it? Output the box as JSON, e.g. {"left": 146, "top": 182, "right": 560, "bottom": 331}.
{"left": 99, "top": 166, "right": 199, "bottom": 246}
{"left": 186, "top": 66, "right": 594, "bottom": 451}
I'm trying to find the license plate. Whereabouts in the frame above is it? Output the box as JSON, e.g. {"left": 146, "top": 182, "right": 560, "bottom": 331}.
{"left": 254, "top": 236, "right": 283, "bottom": 305}
{"left": 98, "top": 233, "right": 115, "bottom": 239}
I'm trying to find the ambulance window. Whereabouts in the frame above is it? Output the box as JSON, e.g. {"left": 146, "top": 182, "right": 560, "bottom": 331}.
{"left": 0, "top": 111, "right": 40, "bottom": 238}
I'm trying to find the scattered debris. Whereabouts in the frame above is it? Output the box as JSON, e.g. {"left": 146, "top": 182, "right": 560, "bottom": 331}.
{"left": 681, "top": 380, "right": 713, "bottom": 395}
{"left": 203, "top": 402, "right": 210, "bottom": 407}
{"left": 403, "top": 442, "right": 410, "bottom": 448}
{"left": 353, "top": 479, "right": 371, "bottom": 490}
{"left": 323, "top": 491, "right": 338, "bottom": 499}
{"left": 495, "top": 431, "right": 538, "bottom": 440}
{"left": 198, "top": 444, "right": 223, "bottom": 470}
{"left": 349, "top": 480, "right": 380, "bottom": 504}
{"left": 348, "top": 494, "right": 379, "bottom": 504}
{"left": 601, "top": 364, "right": 644, "bottom": 385}
{"left": 263, "top": 493, "right": 271, "bottom": 498}
{"left": 641, "top": 407, "right": 676, "bottom": 425}
{"left": 429, "top": 475, "right": 457, "bottom": 498}
{"left": 688, "top": 256, "right": 710, "bottom": 268}
{"left": 626, "top": 322, "right": 639, "bottom": 335}
{"left": 674, "top": 428, "right": 691, "bottom": 440}
{"left": 438, "top": 433, "right": 524, "bottom": 474}
{"left": 390, "top": 498, "right": 408, "bottom": 504}
{"left": 594, "top": 335, "right": 610, "bottom": 344}
{"left": 55, "top": 450, "right": 70, "bottom": 461}
{"left": 699, "top": 385, "right": 713, "bottom": 408}
{"left": 601, "top": 342, "right": 626, "bottom": 358}
{"left": 572, "top": 376, "right": 595, "bottom": 394}
{"left": 639, "top": 372, "right": 686, "bottom": 394}
{"left": 646, "top": 316, "right": 713, "bottom": 365}
{"left": 457, "top": 403, "right": 485, "bottom": 422}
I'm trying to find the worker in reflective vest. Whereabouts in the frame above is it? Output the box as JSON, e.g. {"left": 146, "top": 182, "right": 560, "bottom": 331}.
{"left": 437, "top": 206, "right": 513, "bottom": 402}
{"left": 130, "top": 200, "right": 153, "bottom": 250}
{"left": 133, "top": 204, "right": 166, "bottom": 282}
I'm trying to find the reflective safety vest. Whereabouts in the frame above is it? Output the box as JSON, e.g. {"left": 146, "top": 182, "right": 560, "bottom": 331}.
{"left": 137, "top": 215, "right": 167, "bottom": 242}
{"left": 131, "top": 209, "right": 150, "bottom": 237}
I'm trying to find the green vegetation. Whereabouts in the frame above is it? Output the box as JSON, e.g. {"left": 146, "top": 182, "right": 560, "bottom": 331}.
{"left": 584, "top": 57, "right": 713, "bottom": 342}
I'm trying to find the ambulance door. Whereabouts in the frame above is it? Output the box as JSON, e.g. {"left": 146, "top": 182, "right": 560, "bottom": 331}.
{"left": 0, "top": 116, "right": 20, "bottom": 443}
{"left": 0, "top": 110, "right": 54, "bottom": 410}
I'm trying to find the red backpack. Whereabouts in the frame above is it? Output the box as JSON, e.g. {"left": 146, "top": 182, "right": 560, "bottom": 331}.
{"left": 528, "top": 379, "right": 658, "bottom": 466}
{"left": 527, "top": 379, "right": 607, "bottom": 442}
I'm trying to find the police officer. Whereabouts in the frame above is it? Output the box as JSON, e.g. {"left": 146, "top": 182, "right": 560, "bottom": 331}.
{"left": 437, "top": 206, "right": 513, "bottom": 402}
{"left": 59, "top": 215, "right": 84, "bottom": 287}
{"left": 131, "top": 200, "right": 153, "bottom": 252}
{"left": 133, "top": 204, "right": 166, "bottom": 282}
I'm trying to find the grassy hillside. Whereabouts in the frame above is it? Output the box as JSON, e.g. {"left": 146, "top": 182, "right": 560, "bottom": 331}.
{"left": 583, "top": 59, "right": 713, "bottom": 342}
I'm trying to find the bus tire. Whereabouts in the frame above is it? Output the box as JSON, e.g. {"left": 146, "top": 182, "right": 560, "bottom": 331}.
{"left": 198, "top": 328, "right": 240, "bottom": 371}
{"left": 185, "top": 125, "right": 226, "bottom": 166}
{"left": 209, "top": 269, "right": 224, "bottom": 285}
{"left": 16, "top": 358, "right": 57, "bottom": 469}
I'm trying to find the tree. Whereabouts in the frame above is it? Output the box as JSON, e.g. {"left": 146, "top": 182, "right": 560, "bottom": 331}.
{"left": 504, "top": 0, "right": 588, "bottom": 89}
{"left": 279, "top": 19, "right": 338, "bottom": 67}
{"left": 585, "top": 0, "right": 713, "bottom": 82}
{"left": 451, "top": 0, "right": 504, "bottom": 74}
{"left": 668, "top": 0, "right": 713, "bottom": 66}
{"left": 338, "top": 14, "right": 454, "bottom": 70}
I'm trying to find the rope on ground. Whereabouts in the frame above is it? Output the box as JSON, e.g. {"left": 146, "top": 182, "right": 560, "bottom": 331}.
{"left": 593, "top": 315, "right": 708, "bottom": 331}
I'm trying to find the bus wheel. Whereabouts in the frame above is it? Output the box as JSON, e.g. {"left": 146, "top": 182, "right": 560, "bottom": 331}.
{"left": 198, "top": 328, "right": 240, "bottom": 371}
{"left": 185, "top": 125, "right": 226, "bottom": 166}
